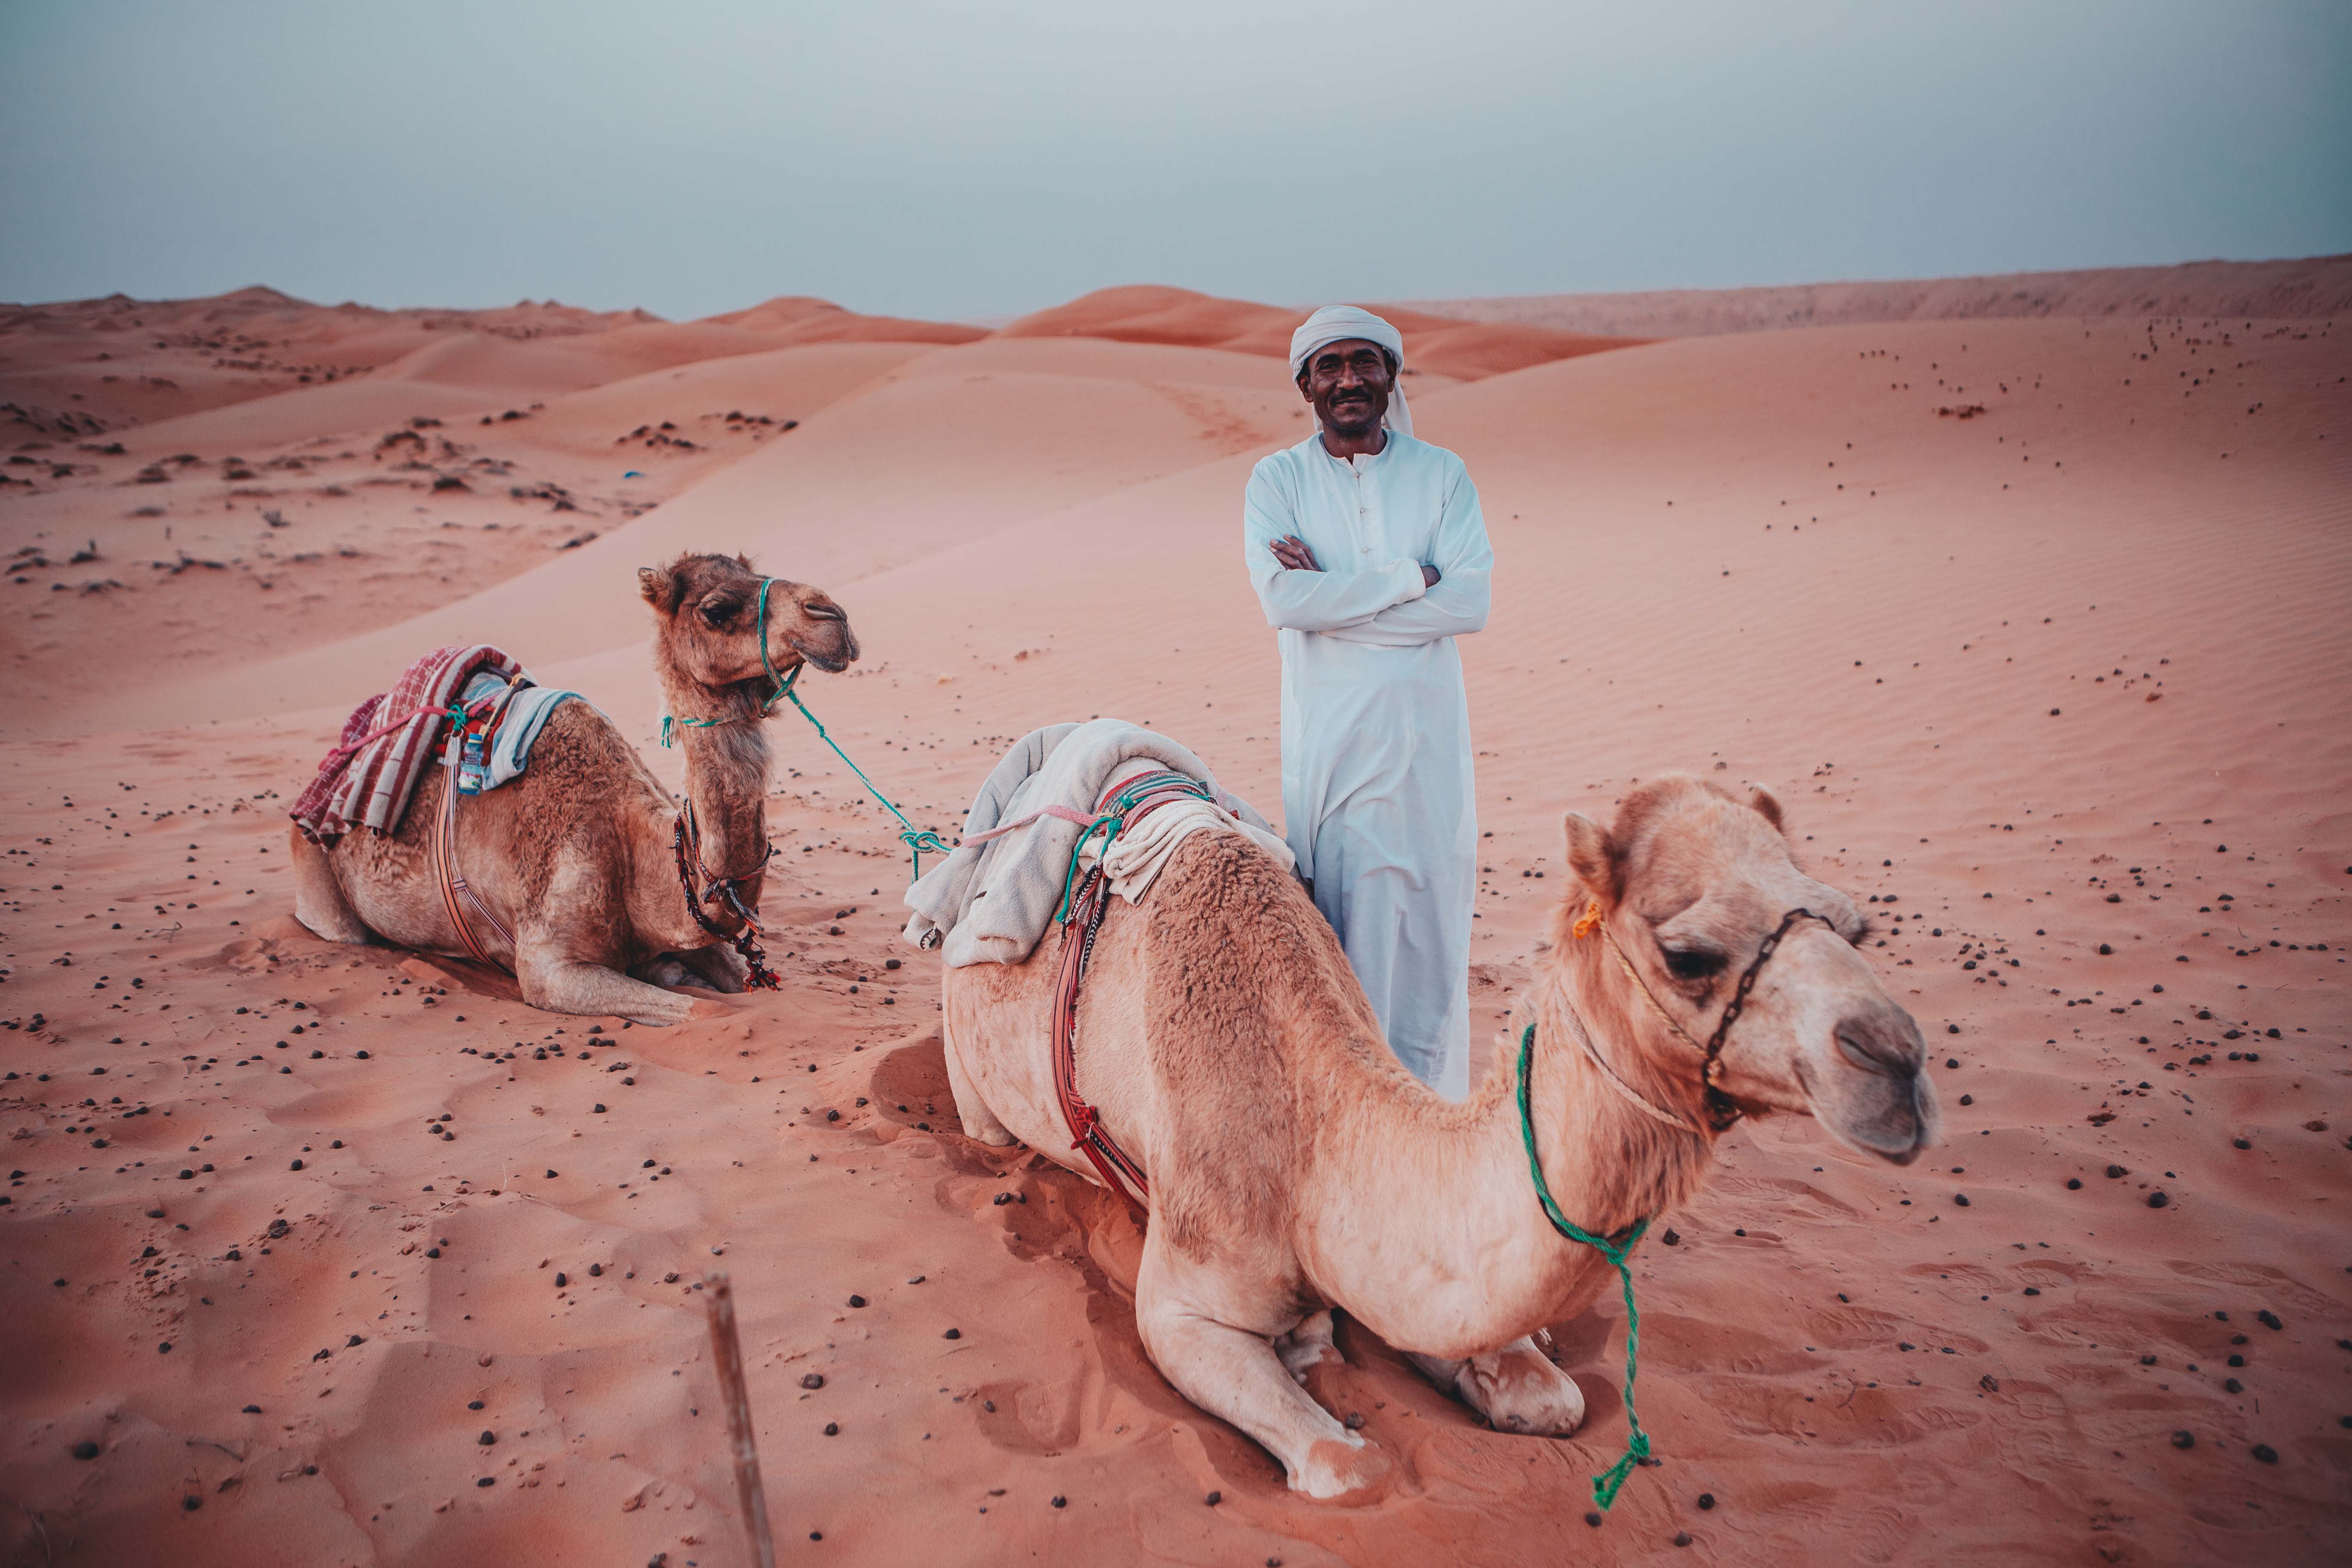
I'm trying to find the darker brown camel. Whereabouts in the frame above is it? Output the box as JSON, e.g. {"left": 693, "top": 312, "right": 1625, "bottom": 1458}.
{"left": 288, "top": 553, "right": 858, "bottom": 1024}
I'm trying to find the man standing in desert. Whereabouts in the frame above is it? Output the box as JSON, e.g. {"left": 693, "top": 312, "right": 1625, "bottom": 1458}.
{"left": 1243, "top": 306, "right": 1493, "bottom": 1098}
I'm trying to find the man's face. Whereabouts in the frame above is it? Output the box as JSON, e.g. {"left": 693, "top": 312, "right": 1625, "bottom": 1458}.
{"left": 1297, "top": 337, "right": 1394, "bottom": 438}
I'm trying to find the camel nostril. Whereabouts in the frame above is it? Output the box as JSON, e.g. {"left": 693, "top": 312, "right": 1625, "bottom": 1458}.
{"left": 1836, "top": 1026, "right": 1911, "bottom": 1077}
{"left": 803, "top": 602, "right": 844, "bottom": 622}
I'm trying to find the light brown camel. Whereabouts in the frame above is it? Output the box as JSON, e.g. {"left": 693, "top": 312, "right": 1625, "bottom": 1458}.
{"left": 941, "top": 774, "right": 1935, "bottom": 1502}
{"left": 288, "top": 553, "right": 857, "bottom": 1025}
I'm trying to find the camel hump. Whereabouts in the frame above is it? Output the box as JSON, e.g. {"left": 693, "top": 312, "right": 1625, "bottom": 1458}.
{"left": 1132, "top": 829, "right": 1387, "bottom": 1256}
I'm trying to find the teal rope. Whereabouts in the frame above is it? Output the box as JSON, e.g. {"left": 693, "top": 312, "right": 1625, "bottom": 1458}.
{"left": 1516, "top": 1022, "right": 1655, "bottom": 1512}
{"left": 1050, "top": 771, "right": 1211, "bottom": 923}
{"left": 654, "top": 579, "right": 948, "bottom": 878}
{"left": 662, "top": 579, "right": 799, "bottom": 747}
{"left": 773, "top": 675, "right": 952, "bottom": 879}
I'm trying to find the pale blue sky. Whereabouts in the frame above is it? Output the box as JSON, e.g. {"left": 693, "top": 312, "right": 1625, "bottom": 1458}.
{"left": 2, "top": 0, "right": 2345, "bottom": 319}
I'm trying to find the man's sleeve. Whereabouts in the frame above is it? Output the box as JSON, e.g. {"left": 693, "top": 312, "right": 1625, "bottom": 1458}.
{"left": 1321, "top": 463, "right": 1492, "bottom": 647}
{"left": 1245, "top": 461, "right": 1428, "bottom": 634}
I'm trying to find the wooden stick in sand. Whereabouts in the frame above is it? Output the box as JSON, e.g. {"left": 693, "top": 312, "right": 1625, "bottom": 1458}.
{"left": 703, "top": 1272, "right": 778, "bottom": 1568}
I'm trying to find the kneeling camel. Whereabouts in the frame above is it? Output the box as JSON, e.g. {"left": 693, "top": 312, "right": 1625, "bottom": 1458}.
{"left": 290, "top": 553, "right": 856, "bottom": 1024}
{"left": 942, "top": 774, "right": 1936, "bottom": 1501}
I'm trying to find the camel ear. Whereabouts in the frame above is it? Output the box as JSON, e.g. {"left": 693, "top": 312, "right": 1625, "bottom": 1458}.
{"left": 637, "top": 565, "right": 679, "bottom": 612}
{"left": 1561, "top": 812, "right": 1618, "bottom": 902}
{"left": 735, "top": 552, "right": 756, "bottom": 572}
{"left": 1749, "top": 786, "right": 1787, "bottom": 834}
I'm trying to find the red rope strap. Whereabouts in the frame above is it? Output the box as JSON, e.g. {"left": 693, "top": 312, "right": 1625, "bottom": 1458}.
{"left": 432, "top": 730, "right": 515, "bottom": 971}
{"left": 1047, "top": 775, "right": 1215, "bottom": 1213}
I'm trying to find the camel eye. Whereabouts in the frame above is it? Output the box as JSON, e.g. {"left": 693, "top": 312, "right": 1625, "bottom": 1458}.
{"left": 1663, "top": 948, "right": 1725, "bottom": 982}
{"left": 698, "top": 598, "right": 740, "bottom": 627}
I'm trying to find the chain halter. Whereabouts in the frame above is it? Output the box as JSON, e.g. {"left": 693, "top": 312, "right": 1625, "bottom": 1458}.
{"left": 1571, "top": 897, "right": 1828, "bottom": 1132}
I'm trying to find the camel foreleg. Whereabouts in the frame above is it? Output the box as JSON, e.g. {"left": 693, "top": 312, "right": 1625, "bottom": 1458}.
{"left": 518, "top": 938, "right": 696, "bottom": 1026}
{"left": 1135, "top": 1245, "right": 1391, "bottom": 1504}
{"left": 1407, "top": 1334, "right": 1586, "bottom": 1436}
{"left": 668, "top": 944, "right": 749, "bottom": 993}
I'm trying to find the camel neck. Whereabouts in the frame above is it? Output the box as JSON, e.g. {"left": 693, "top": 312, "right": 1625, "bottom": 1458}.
{"left": 672, "top": 701, "right": 774, "bottom": 896}
{"left": 1314, "top": 934, "right": 1715, "bottom": 1353}
{"left": 1523, "top": 940, "right": 1716, "bottom": 1235}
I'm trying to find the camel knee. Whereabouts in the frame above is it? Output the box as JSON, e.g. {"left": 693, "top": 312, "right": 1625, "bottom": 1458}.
{"left": 676, "top": 945, "right": 748, "bottom": 993}
{"left": 1420, "top": 1336, "right": 1585, "bottom": 1436}
{"left": 1294, "top": 1436, "right": 1393, "bottom": 1505}
{"left": 633, "top": 947, "right": 744, "bottom": 994}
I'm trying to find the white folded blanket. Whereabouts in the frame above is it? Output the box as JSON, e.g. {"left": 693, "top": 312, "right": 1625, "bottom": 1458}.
{"left": 1099, "top": 793, "right": 1289, "bottom": 905}
{"left": 902, "top": 719, "right": 1291, "bottom": 968}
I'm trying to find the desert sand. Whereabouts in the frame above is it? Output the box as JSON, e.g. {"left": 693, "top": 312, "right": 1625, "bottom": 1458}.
{"left": 1399, "top": 253, "right": 2352, "bottom": 340}
{"left": 1, "top": 276, "right": 2347, "bottom": 1566}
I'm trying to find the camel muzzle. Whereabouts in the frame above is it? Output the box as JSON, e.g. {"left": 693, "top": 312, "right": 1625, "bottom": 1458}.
{"left": 786, "top": 620, "right": 859, "bottom": 674}
{"left": 1819, "top": 1005, "right": 1936, "bottom": 1164}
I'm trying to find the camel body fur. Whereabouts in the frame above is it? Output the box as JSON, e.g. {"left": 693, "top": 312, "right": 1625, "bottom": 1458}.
{"left": 289, "top": 554, "right": 857, "bottom": 1025}
{"left": 943, "top": 775, "right": 1936, "bottom": 1501}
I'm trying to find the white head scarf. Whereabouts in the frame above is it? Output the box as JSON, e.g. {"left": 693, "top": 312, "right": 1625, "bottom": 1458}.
{"left": 1288, "top": 304, "right": 1412, "bottom": 438}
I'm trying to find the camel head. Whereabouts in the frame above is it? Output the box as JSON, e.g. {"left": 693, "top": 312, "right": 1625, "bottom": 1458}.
{"left": 637, "top": 553, "right": 860, "bottom": 696}
{"left": 1559, "top": 775, "right": 1937, "bottom": 1165}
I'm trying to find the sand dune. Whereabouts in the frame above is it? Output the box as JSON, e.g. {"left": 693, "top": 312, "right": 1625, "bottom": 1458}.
{"left": 700, "top": 296, "right": 988, "bottom": 348}
{"left": 24, "top": 335, "right": 1321, "bottom": 734}
{"left": 505, "top": 341, "right": 941, "bottom": 459}
{"left": 1000, "top": 284, "right": 1638, "bottom": 383}
{"left": 0, "top": 285, "right": 987, "bottom": 456}
{"left": 1401, "top": 252, "right": 2352, "bottom": 339}
{"left": 2, "top": 279, "right": 2348, "bottom": 1566}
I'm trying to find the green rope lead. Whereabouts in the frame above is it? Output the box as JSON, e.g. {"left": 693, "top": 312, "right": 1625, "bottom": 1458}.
{"left": 1516, "top": 1022, "right": 1655, "bottom": 1512}
{"left": 774, "top": 676, "right": 952, "bottom": 879}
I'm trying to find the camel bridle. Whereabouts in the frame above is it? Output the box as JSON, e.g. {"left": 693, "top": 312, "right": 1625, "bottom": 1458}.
{"left": 1568, "top": 899, "right": 1831, "bottom": 1134}
{"left": 660, "top": 576, "right": 803, "bottom": 746}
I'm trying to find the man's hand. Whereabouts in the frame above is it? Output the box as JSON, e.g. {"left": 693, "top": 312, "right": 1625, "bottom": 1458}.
{"left": 1270, "top": 535, "right": 1322, "bottom": 572}
{"left": 1421, "top": 564, "right": 1441, "bottom": 587}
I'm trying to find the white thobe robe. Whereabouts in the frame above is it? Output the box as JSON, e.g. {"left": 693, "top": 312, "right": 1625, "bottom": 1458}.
{"left": 1243, "top": 430, "right": 1492, "bottom": 1097}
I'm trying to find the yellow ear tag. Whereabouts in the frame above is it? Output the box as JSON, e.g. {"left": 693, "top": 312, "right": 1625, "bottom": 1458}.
{"left": 1571, "top": 898, "right": 1604, "bottom": 940}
